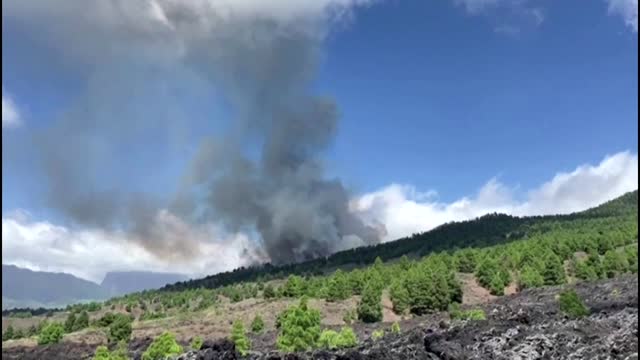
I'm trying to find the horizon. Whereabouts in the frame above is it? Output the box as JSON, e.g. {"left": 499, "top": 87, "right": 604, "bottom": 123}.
{"left": 2, "top": 0, "right": 638, "bottom": 283}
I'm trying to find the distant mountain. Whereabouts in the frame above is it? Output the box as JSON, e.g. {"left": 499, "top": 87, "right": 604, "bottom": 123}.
{"left": 1, "top": 265, "right": 108, "bottom": 310}
{"left": 100, "top": 271, "right": 189, "bottom": 296}
{"left": 2, "top": 265, "right": 190, "bottom": 310}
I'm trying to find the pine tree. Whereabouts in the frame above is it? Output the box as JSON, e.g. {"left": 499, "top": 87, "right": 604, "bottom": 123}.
{"left": 251, "top": 315, "right": 265, "bottom": 333}
{"left": 603, "top": 250, "right": 629, "bottom": 278}
{"left": 389, "top": 279, "right": 409, "bottom": 314}
{"left": 326, "top": 269, "right": 350, "bottom": 302}
{"left": 3, "top": 324, "right": 14, "bottom": 341}
{"left": 74, "top": 311, "right": 89, "bottom": 331}
{"left": 357, "top": 282, "right": 383, "bottom": 323}
{"left": 263, "top": 284, "right": 276, "bottom": 299}
{"left": 282, "top": 275, "right": 305, "bottom": 298}
{"left": 231, "top": 321, "right": 250, "bottom": 356}
{"left": 542, "top": 253, "right": 566, "bottom": 286}
{"left": 276, "top": 297, "right": 322, "bottom": 352}
{"left": 64, "top": 312, "right": 77, "bottom": 333}
{"left": 518, "top": 265, "right": 544, "bottom": 290}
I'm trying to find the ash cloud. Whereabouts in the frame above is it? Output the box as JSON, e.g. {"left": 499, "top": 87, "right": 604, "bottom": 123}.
{"left": 3, "top": 0, "right": 384, "bottom": 264}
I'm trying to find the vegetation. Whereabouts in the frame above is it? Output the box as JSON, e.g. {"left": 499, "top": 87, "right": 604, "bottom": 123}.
{"left": 371, "top": 329, "right": 385, "bottom": 341}
{"left": 108, "top": 314, "right": 133, "bottom": 344}
{"left": 38, "top": 322, "right": 64, "bottom": 345}
{"left": 390, "top": 322, "right": 401, "bottom": 334}
{"left": 142, "top": 332, "right": 183, "bottom": 360}
{"left": 448, "top": 303, "right": 486, "bottom": 321}
{"left": 559, "top": 290, "right": 590, "bottom": 319}
{"left": 190, "top": 336, "right": 203, "bottom": 351}
{"left": 276, "top": 298, "right": 321, "bottom": 352}
{"left": 357, "top": 282, "right": 383, "bottom": 323}
{"left": 92, "top": 343, "right": 128, "bottom": 360}
{"left": 318, "top": 327, "right": 358, "bottom": 349}
{"left": 231, "top": 321, "right": 251, "bottom": 356}
{"left": 251, "top": 314, "right": 265, "bottom": 333}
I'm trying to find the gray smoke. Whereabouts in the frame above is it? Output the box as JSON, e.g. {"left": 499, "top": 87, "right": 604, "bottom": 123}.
{"left": 3, "top": 0, "right": 384, "bottom": 264}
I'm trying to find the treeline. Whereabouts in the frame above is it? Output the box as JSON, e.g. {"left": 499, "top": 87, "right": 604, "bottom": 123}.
{"left": 162, "top": 190, "right": 638, "bottom": 292}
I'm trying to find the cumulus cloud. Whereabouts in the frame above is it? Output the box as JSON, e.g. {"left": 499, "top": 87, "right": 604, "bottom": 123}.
{"left": 606, "top": 0, "right": 638, "bottom": 32}
{"left": 2, "top": 88, "right": 20, "bottom": 128}
{"left": 353, "top": 151, "right": 638, "bottom": 242}
{"left": 2, "top": 210, "right": 264, "bottom": 283}
{"left": 3, "top": 151, "right": 637, "bottom": 280}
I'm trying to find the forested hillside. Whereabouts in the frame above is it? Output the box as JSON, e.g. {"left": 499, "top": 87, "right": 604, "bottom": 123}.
{"left": 162, "top": 190, "right": 638, "bottom": 292}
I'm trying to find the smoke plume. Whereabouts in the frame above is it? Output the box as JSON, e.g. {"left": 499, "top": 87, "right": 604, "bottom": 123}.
{"left": 2, "top": 0, "right": 384, "bottom": 264}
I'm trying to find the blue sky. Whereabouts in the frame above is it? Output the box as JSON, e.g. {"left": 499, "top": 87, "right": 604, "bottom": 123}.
{"left": 2, "top": 0, "right": 638, "bottom": 280}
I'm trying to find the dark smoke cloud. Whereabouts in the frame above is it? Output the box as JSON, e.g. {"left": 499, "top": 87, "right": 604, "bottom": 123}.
{"left": 3, "top": 0, "right": 384, "bottom": 264}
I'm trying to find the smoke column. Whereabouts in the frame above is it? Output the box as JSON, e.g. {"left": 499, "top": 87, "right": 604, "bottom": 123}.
{"left": 2, "top": 0, "right": 385, "bottom": 264}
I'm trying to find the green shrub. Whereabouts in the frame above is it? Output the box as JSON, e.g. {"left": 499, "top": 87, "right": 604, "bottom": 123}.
{"left": 389, "top": 280, "right": 409, "bottom": 314}
{"left": 97, "top": 312, "right": 116, "bottom": 327}
{"left": 357, "top": 282, "right": 382, "bottom": 323}
{"left": 371, "top": 329, "right": 384, "bottom": 341}
{"left": 282, "top": 275, "right": 305, "bottom": 298}
{"left": 142, "top": 332, "right": 183, "bottom": 360}
{"left": 3, "top": 324, "right": 14, "bottom": 341}
{"left": 251, "top": 315, "right": 265, "bottom": 333}
{"left": 406, "top": 265, "right": 452, "bottom": 314}
{"left": 190, "top": 336, "right": 203, "bottom": 350}
{"left": 276, "top": 297, "right": 321, "bottom": 352}
{"left": 263, "top": 284, "right": 276, "bottom": 299}
{"left": 108, "top": 315, "right": 132, "bottom": 344}
{"left": 390, "top": 322, "right": 401, "bottom": 334}
{"left": 318, "top": 327, "right": 357, "bottom": 349}
{"left": 38, "top": 322, "right": 64, "bottom": 345}
{"left": 543, "top": 253, "right": 566, "bottom": 285}
{"left": 92, "top": 346, "right": 111, "bottom": 360}
{"left": 231, "top": 321, "right": 250, "bottom": 356}
{"left": 518, "top": 266, "right": 544, "bottom": 290}
{"left": 342, "top": 309, "right": 356, "bottom": 325}
{"left": 448, "top": 303, "right": 486, "bottom": 321}
{"left": 74, "top": 311, "right": 90, "bottom": 331}
{"left": 64, "top": 312, "right": 77, "bottom": 333}
{"left": 326, "top": 270, "right": 351, "bottom": 302}
{"left": 318, "top": 330, "right": 339, "bottom": 349}
{"left": 603, "top": 250, "right": 629, "bottom": 278}
{"left": 559, "top": 289, "right": 590, "bottom": 319}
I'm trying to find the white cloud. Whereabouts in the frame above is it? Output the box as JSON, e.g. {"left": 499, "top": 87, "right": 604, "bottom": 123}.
{"left": 2, "top": 88, "right": 20, "bottom": 128}
{"left": 606, "top": 0, "right": 638, "bottom": 32}
{"left": 2, "top": 211, "right": 262, "bottom": 283}
{"left": 2, "top": 151, "right": 637, "bottom": 280}
{"left": 353, "top": 151, "right": 638, "bottom": 242}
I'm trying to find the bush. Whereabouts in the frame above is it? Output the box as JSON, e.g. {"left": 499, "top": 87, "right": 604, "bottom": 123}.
{"left": 263, "top": 284, "right": 276, "bottom": 299}
{"left": 326, "top": 270, "right": 351, "bottom": 302}
{"left": 64, "top": 312, "right": 77, "bottom": 333}
{"left": 342, "top": 309, "right": 356, "bottom": 325}
{"left": 3, "top": 324, "right": 14, "bottom": 341}
{"left": 518, "top": 266, "right": 544, "bottom": 290}
{"left": 276, "top": 297, "right": 321, "bottom": 352}
{"left": 603, "top": 250, "right": 629, "bottom": 278}
{"left": 371, "top": 329, "right": 384, "bottom": 341}
{"left": 318, "top": 327, "right": 358, "bottom": 349}
{"left": 108, "top": 315, "right": 132, "bottom": 344}
{"left": 251, "top": 315, "right": 265, "bottom": 333}
{"left": 92, "top": 346, "right": 111, "bottom": 360}
{"left": 190, "top": 336, "right": 203, "bottom": 350}
{"left": 74, "top": 311, "right": 90, "bottom": 331}
{"left": 282, "top": 275, "right": 305, "bottom": 298}
{"left": 558, "top": 290, "right": 590, "bottom": 319}
{"left": 406, "top": 266, "right": 452, "bottom": 315}
{"left": 142, "top": 332, "right": 183, "bottom": 360}
{"left": 97, "top": 312, "right": 116, "bottom": 327}
{"left": 543, "top": 253, "right": 566, "bottom": 286}
{"left": 390, "top": 322, "right": 401, "bottom": 334}
{"left": 357, "top": 282, "right": 382, "bottom": 323}
{"left": 38, "top": 322, "right": 64, "bottom": 345}
{"left": 231, "top": 321, "right": 250, "bottom": 356}
{"left": 448, "top": 303, "right": 486, "bottom": 321}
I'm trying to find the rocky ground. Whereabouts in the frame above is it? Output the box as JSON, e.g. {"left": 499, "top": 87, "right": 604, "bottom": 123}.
{"left": 3, "top": 275, "right": 638, "bottom": 360}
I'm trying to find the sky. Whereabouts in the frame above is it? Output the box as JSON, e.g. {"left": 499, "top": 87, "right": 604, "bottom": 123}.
{"left": 2, "top": 0, "right": 638, "bottom": 283}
